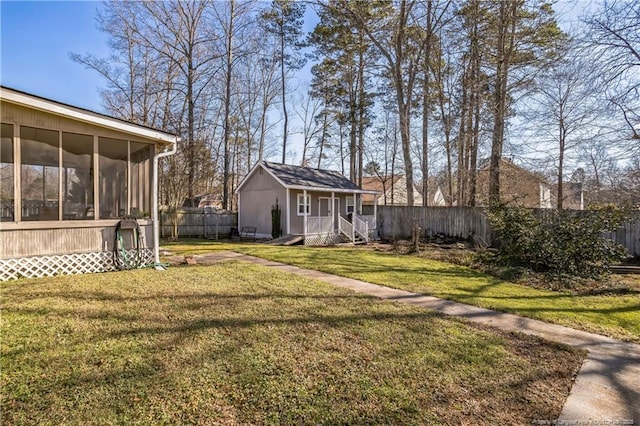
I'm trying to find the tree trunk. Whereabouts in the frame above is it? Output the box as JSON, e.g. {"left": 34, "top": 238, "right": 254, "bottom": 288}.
{"left": 457, "top": 66, "right": 469, "bottom": 206}
{"left": 489, "top": 1, "right": 517, "bottom": 206}
{"left": 280, "top": 30, "right": 288, "bottom": 164}
{"left": 357, "top": 34, "right": 366, "bottom": 187}
{"left": 187, "top": 58, "right": 195, "bottom": 202}
{"left": 557, "top": 117, "right": 566, "bottom": 209}
{"left": 395, "top": 0, "right": 414, "bottom": 207}
{"left": 467, "top": 0, "right": 481, "bottom": 207}
{"left": 222, "top": 0, "right": 235, "bottom": 210}
{"left": 421, "top": 0, "right": 433, "bottom": 206}
{"left": 318, "top": 109, "right": 328, "bottom": 169}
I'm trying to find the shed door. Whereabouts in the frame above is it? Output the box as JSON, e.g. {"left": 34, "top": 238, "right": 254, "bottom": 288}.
{"left": 318, "top": 197, "right": 331, "bottom": 217}
{"left": 318, "top": 197, "right": 339, "bottom": 231}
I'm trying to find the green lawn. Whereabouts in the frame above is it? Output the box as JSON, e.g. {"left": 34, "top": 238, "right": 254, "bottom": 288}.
{"left": 2, "top": 262, "right": 583, "bottom": 425}
{"left": 166, "top": 241, "right": 640, "bottom": 343}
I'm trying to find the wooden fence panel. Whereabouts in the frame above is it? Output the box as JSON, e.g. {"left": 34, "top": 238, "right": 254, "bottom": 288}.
{"left": 376, "top": 206, "right": 640, "bottom": 256}
{"left": 377, "top": 206, "right": 491, "bottom": 244}
{"left": 160, "top": 208, "right": 237, "bottom": 239}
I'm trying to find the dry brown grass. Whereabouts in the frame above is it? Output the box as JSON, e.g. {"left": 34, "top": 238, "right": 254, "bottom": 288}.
{"left": 2, "top": 261, "right": 585, "bottom": 425}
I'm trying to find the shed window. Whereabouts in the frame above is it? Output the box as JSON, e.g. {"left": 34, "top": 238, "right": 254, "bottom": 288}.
{"left": 0, "top": 123, "right": 14, "bottom": 222}
{"left": 346, "top": 196, "right": 355, "bottom": 214}
{"left": 297, "top": 193, "right": 310, "bottom": 216}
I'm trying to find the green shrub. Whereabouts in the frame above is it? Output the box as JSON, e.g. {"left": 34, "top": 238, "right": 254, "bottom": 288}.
{"left": 271, "top": 199, "right": 282, "bottom": 239}
{"left": 486, "top": 204, "right": 630, "bottom": 279}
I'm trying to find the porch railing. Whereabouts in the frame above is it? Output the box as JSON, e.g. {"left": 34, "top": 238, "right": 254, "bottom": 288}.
{"left": 338, "top": 216, "right": 353, "bottom": 241}
{"left": 359, "top": 214, "right": 376, "bottom": 231}
{"left": 353, "top": 215, "right": 370, "bottom": 243}
{"left": 307, "top": 216, "right": 333, "bottom": 235}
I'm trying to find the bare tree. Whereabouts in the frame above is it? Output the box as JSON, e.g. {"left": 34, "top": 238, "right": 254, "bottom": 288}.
{"left": 71, "top": 2, "right": 166, "bottom": 126}
{"left": 213, "top": 0, "right": 257, "bottom": 209}
{"left": 134, "top": 1, "right": 223, "bottom": 203}
{"left": 485, "top": 0, "right": 563, "bottom": 205}
{"left": 338, "top": 0, "right": 436, "bottom": 206}
{"left": 294, "top": 93, "right": 325, "bottom": 166}
{"left": 416, "top": 0, "right": 453, "bottom": 206}
{"left": 526, "top": 45, "right": 597, "bottom": 209}
{"left": 261, "top": 0, "right": 306, "bottom": 164}
{"left": 582, "top": 0, "right": 640, "bottom": 145}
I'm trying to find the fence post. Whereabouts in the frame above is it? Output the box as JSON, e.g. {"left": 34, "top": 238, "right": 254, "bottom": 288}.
{"left": 202, "top": 208, "right": 206, "bottom": 239}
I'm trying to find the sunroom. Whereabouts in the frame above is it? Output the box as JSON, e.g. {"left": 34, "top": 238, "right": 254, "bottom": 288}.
{"left": 0, "top": 86, "right": 177, "bottom": 281}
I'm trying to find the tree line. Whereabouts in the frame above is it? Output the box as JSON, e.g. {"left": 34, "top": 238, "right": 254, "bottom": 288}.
{"left": 73, "top": 0, "right": 640, "bottom": 211}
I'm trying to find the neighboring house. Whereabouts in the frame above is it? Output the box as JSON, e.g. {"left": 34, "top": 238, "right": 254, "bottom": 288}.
{"left": 361, "top": 174, "right": 424, "bottom": 206}
{"left": 182, "top": 193, "right": 223, "bottom": 209}
{"left": 432, "top": 186, "right": 447, "bottom": 206}
{"left": 0, "top": 86, "right": 178, "bottom": 281}
{"left": 236, "top": 161, "right": 378, "bottom": 245}
{"left": 476, "top": 158, "right": 552, "bottom": 208}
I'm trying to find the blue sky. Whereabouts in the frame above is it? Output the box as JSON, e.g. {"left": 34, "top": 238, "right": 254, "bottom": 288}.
{"left": 1, "top": 1, "right": 108, "bottom": 110}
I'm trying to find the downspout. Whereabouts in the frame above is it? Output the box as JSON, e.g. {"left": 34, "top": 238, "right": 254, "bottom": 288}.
{"left": 153, "top": 138, "right": 178, "bottom": 270}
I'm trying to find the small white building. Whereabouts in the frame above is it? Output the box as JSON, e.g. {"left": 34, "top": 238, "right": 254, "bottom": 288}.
{"left": 0, "top": 86, "right": 178, "bottom": 280}
{"left": 236, "top": 161, "right": 378, "bottom": 245}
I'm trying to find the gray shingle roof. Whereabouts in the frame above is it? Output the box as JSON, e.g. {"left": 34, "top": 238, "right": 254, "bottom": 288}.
{"left": 263, "top": 161, "right": 362, "bottom": 191}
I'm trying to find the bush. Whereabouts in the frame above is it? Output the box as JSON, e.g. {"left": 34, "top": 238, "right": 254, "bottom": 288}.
{"left": 486, "top": 204, "right": 630, "bottom": 279}
{"left": 271, "top": 200, "right": 282, "bottom": 239}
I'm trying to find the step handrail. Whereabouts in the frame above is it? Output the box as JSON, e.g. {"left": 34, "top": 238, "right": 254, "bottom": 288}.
{"left": 353, "top": 214, "right": 369, "bottom": 243}
{"left": 338, "top": 216, "right": 353, "bottom": 242}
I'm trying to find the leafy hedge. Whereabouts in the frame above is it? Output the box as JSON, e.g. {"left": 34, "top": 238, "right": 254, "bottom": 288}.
{"left": 486, "top": 204, "right": 630, "bottom": 278}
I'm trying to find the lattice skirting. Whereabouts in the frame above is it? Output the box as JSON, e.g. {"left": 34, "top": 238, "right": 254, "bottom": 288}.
{"left": 305, "top": 232, "right": 340, "bottom": 246}
{"left": 0, "top": 249, "right": 154, "bottom": 281}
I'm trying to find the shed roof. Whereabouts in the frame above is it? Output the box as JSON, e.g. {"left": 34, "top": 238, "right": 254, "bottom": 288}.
{"left": 238, "top": 161, "right": 378, "bottom": 194}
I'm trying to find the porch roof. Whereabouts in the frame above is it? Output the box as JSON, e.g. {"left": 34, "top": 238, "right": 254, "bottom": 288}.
{"left": 0, "top": 86, "right": 178, "bottom": 146}
{"left": 238, "top": 161, "right": 379, "bottom": 194}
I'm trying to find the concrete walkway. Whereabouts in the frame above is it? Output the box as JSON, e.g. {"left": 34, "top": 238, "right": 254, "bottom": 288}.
{"left": 188, "top": 251, "right": 640, "bottom": 423}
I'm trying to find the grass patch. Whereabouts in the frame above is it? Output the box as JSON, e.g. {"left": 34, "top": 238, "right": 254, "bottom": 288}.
{"left": 162, "top": 241, "right": 640, "bottom": 342}
{"left": 2, "top": 262, "right": 583, "bottom": 424}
